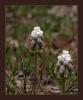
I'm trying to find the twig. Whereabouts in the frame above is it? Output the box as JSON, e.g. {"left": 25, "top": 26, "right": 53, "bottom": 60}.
{"left": 64, "top": 79, "right": 77, "bottom": 94}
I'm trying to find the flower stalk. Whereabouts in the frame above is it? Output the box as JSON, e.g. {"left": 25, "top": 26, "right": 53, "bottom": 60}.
{"left": 54, "top": 50, "right": 73, "bottom": 94}
{"left": 30, "top": 26, "right": 44, "bottom": 94}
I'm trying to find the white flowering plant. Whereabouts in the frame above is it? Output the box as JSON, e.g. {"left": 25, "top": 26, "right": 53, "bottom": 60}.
{"left": 54, "top": 50, "right": 73, "bottom": 78}
{"left": 53, "top": 50, "right": 76, "bottom": 94}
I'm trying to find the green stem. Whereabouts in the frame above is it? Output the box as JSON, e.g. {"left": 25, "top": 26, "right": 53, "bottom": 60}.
{"left": 23, "top": 70, "right": 27, "bottom": 94}
{"left": 32, "top": 50, "right": 39, "bottom": 95}
{"left": 62, "top": 77, "right": 66, "bottom": 95}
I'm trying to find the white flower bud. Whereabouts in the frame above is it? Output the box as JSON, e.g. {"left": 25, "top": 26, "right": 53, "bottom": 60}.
{"left": 56, "top": 61, "right": 61, "bottom": 67}
{"left": 63, "top": 50, "right": 69, "bottom": 54}
{"left": 59, "top": 65, "right": 65, "bottom": 74}
{"left": 37, "top": 38, "right": 42, "bottom": 43}
{"left": 33, "top": 26, "right": 40, "bottom": 30}
{"left": 58, "top": 55, "right": 63, "bottom": 62}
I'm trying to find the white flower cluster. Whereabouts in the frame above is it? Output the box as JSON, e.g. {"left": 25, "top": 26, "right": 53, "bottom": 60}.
{"left": 57, "top": 50, "right": 72, "bottom": 65}
{"left": 54, "top": 50, "right": 73, "bottom": 78}
{"left": 31, "top": 26, "right": 43, "bottom": 39}
{"left": 30, "top": 26, "right": 44, "bottom": 50}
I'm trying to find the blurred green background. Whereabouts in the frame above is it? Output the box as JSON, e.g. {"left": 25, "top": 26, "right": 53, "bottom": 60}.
{"left": 5, "top": 5, "right": 77, "bottom": 40}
